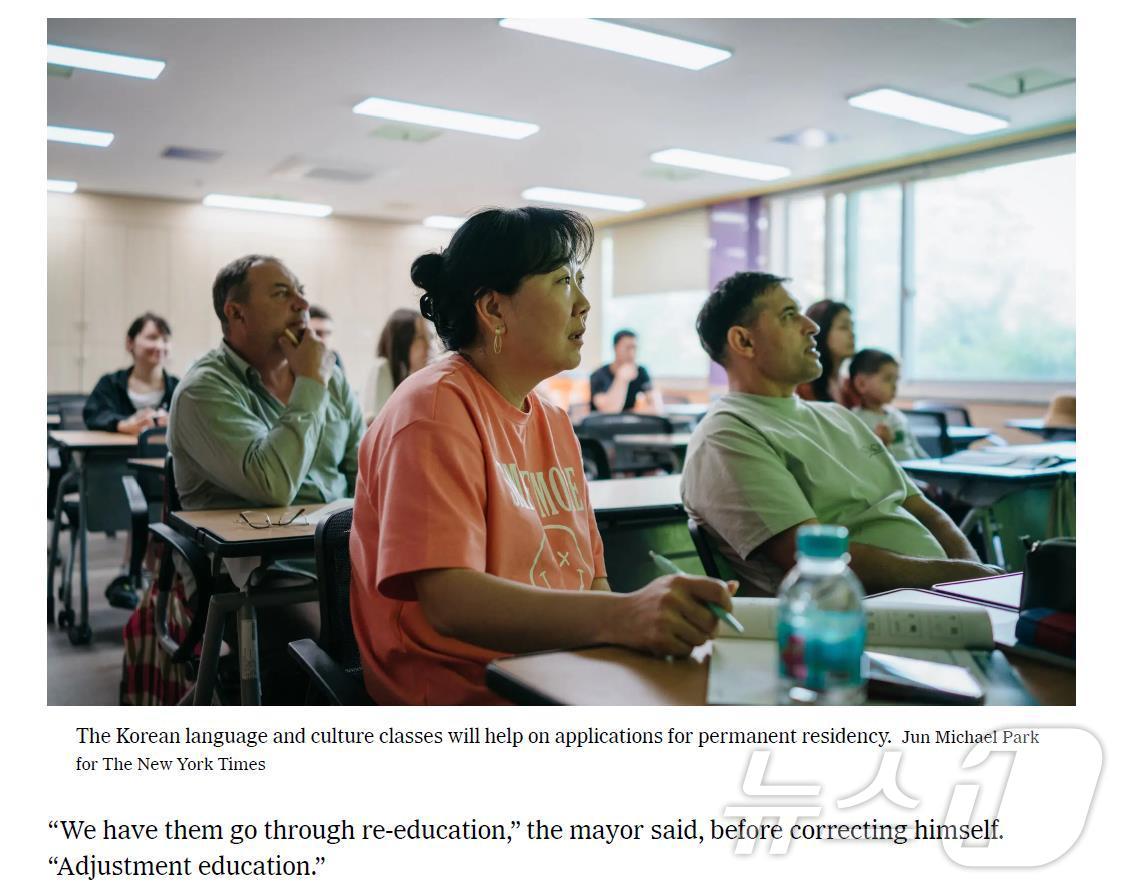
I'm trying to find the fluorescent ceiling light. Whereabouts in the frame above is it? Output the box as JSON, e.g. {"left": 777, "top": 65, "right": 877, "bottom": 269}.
{"left": 848, "top": 88, "right": 1008, "bottom": 135}
{"left": 47, "top": 43, "right": 165, "bottom": 79}
{"left": 499, "top": 19, "right": 730, "bottom": 70}
{"left": 522, "top": 186, "right": 645, "bottom": 213}
{"left": 47, "top": 179, "right": 77, "bottom": 193}
{"left": 47, "top": 125, "right": 114, "bottom": 147}
{"left": 650, "top": 149, "right": 790, "bottom": 182}
{"left": 353, "top": 97, "right": 538, "bottom": 140}
{"left": 423, "top": 215, "right": 466, "bottom": 230}
{"left": 202, "top": 194, "right": 332, "bottom": 218}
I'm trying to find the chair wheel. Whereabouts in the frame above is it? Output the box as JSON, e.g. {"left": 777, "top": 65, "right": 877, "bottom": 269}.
{"left": 57, "top": 609, "right": 75, "bottom": 629}
{"left": 105, "top": 576, "right": 139, "bottom": 610}
{"left": 68, "top": 623, "right": 93, "bottom": 645}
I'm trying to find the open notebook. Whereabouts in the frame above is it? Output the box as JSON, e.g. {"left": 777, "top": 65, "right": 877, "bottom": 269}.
{"left": 708, "top": 594, "right": 1034, "bottom": 705}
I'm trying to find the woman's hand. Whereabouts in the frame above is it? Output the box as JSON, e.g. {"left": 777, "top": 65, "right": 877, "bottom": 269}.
{"left": 117, "top": 408, "right": 157, "bottom": 436}
{"left": 611, "top": 574, "right": 737, "bottom": 657}
{"left": 874, "top": 423, "right": 893, "bottom": 446}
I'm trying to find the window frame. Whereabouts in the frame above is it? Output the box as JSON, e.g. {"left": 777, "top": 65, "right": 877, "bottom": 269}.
{"left": 766, "top": 134, "right": 1075, "bottom": 399}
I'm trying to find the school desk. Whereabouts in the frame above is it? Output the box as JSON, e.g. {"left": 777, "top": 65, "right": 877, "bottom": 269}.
{"left": 485, "top": 588, "right": 1073, "bottom": 706}
{"left": 168, "top": 500, "right": 351, "bottom": 705}
{"left": 900, "top": 444, "right": 1075, "bottom": 569}
{"left": 47, "top": 430, "right": 138, "bottom": 644}
{"left": 1006, "top": 418, "right": 1076, "bottom": 442}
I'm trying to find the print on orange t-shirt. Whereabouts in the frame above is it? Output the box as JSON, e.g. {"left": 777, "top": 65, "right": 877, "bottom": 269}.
{"left": 349, "top": 355, "right": 606, "bottom": 705}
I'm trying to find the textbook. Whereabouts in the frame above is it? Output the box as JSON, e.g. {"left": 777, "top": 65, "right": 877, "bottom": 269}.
{"left": 707, "top": 594, "right": 1034, "bottom": 705}
{"left": 940, "top": 450, "right": 1069, "bottom": 469}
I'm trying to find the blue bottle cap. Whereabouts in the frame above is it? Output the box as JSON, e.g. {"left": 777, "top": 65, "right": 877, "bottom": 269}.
{"left": 796, "top": 524, "right": 849, "bottom": 558}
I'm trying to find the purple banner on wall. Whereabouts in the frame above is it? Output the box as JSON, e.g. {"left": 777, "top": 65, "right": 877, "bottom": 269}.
{"left": 706, "top": 197, "right": 759, "bottom": 386}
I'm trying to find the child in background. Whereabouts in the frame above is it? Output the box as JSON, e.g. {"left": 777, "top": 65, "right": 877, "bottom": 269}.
{"left": 849, "top": 349, "right": 926, "bottom": 461}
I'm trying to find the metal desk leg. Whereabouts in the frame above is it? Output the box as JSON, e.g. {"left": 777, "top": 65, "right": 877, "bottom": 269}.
{"left": 192, "top": 590, "right": 244, "bottom": 706}
{"left": 238, "top": 599, "right": 261, "bottom": 706}
{"left": 46, "top": 468, "right": 75, "bottom": 624}
{"left": 69, "top": 455, "right": 92, "bottom": 645}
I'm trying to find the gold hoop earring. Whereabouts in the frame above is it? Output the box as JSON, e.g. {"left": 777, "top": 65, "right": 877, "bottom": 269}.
{"left": 493, "top": 326, "right": 505, "bottom": 355}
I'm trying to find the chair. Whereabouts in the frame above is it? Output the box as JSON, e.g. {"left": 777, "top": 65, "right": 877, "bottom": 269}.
{"left": 109, "top": 427, "right": 171, "bottom": 608}
{"left": 902, "top": 409, "right": 953, "bottom": 458}
{"left": 288, "top": 506, "right": 374, "bottom": 705}
{"left": 144, "top": 454, "right": 226, "bottom": 686}
{"left": 49, "top": 450, "right": 139, "bottom": 642}
{"left": 576, "top": 413, "right": 675, "bottom": 474}
{"left": 687, "top": 519, "right": 739, "bottom": 582}
{"left": 47, "top": 393, "right": 88, "bottom": 430}
{"left": 913, "top": 400, "right": 972, "bottom": 427}
{"left": 577, "top": 436, "right": 611, "bottom": 480}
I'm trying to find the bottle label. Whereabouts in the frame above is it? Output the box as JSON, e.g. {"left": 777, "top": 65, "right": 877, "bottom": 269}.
{"left": 778, "top": 611, "right": 865, "bottom": 693}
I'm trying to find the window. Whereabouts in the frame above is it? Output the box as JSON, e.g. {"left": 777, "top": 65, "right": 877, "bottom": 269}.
{"left": 786, "top": 196, "right": 826, "bottom": 303}
{"left": 600, "top": 290, "right": 711, "bottom": 379}
{"left": 764, "top": 141, "right": 1074, "bottom": 387}
{"left": 912, "top": 153, "right": 1075, "bottom": 381}
{"left": 849, "top": 184, "right": 902, "bottom": 358}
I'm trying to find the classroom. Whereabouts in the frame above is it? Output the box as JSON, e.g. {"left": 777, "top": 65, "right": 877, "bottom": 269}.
{"left": 45, "top": 18, "right": 1076, "bottom": 707}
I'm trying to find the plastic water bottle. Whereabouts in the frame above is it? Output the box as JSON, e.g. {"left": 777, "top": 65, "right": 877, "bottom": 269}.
{"left": 776, "top": 525, "right": 866, "bottom": 705}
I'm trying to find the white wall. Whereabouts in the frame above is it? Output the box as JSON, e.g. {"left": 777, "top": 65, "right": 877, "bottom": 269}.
{"left": 47, "top": 192, "right": 452, "bottom": 395}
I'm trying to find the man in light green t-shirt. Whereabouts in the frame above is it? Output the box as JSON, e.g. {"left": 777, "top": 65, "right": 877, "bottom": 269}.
{"left": 681, "top": 271, "right": 1002, "bottom": 595}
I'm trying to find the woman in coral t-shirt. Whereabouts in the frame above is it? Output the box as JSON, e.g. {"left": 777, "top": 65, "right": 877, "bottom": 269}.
{"left": 349, "top": 207, "right": 736, "bottom": 704}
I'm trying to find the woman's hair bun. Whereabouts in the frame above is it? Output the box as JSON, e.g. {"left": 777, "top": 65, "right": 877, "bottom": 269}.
{"left": 411, "top": 251, "right": 445, "bottom": 293}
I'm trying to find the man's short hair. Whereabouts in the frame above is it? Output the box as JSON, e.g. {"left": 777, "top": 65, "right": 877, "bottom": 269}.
{"left": 212, "top": 254, "right": 283, "bottom": 331}
{"left": 695, "top": 272, "right": 789, "bottom": 366}
{"left": 613, "top": 329, "right": 637, "bottom": 348}
{"left": 308, "top": 305, "right": 331, "bottom": 321}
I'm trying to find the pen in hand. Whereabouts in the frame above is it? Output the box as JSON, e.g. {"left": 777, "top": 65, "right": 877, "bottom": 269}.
{"left": 648, "top": 550, "right": 744, "bottom": 633}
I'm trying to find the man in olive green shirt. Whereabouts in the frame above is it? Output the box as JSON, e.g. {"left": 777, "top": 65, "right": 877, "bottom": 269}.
{"left": 682, "top": 272, "right": 1002, "bottom": 595}
{"left": 168, "top": 255, "right": 363, "bottom": 510}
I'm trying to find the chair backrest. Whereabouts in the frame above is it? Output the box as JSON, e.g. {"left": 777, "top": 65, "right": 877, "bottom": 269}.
{"left": 687, "top": 519, "right": 739, "bottom": 582}
{"left": 577, "top": 412, "right": 674, "bottom": 438}
{"left": 913, "top": 399, "right": 972, "bottom": 427}
{"left": 49, "top": 393, "right": 87, "bottom": 430}
{"left": 902, "top": 409, "right": 952, "bottom": 458}
{"left": 577, "top": 436, "right": 611, "bottom": 480}
{"left": 163, "top": 453, "right": 181, "bottom": 516}
{"left": 576, "top": 413, "right": 675, "bottom": 473}
{"left": 137, "top": 427, "right": 169, "bottom": 457}
{"left": 81, "top": 457, "right": 136, "bottom": 532}
{"left": 314, "top": 506, "right": 360, "bottom": 673}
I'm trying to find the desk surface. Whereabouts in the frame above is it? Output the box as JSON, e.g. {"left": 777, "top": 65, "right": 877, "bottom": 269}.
{"left": 589, "top": 475, "right": 682, "bottom": 515}
{"left": 128, "top": 457, "right": 166, "bottom": 473}
{"left": 169, "top": 500, "right": 350, "bottom": 555}
{"left": 614, "top": 433, "right": 692, "bottom": 447}
{"left": 947, "top": 426, "right": 991, "bottom": 441}
{"left": 1007, "top": 417, "right": 1075, "bottom": 433}
{"left": 48, "top": 430, "right": 138, "bottom": 450}
{"left": 901, "top": 443, "right": 1076, "bottom": 483}
{"left": 663, "top": 403, "right": 710, "bottom": 417}
{"left": 487, "top": 589, "right": 1073, "bottom": 706}
{"left": 47, "top": 414, "right": 61, "bottom": 427}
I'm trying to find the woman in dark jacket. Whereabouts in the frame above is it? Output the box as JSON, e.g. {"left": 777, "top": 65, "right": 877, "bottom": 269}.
{"left": 83, "top": 313, "right": 179, "bottom": 433}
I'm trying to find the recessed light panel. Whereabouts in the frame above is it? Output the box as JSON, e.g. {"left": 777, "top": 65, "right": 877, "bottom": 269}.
{"left": 423, "top": 216, "right": 466, "bottom": 230}
{"left": 848, "top": 88, "right": 1007, "bottom": 135}
{"left": 47, "top": 44, "right": 165, "bottom": 79}
{"left": 47, "top": 125, "right": 114, "bottom": 147}
{"left": 522, "top": 187, "right": 645, "bottom": 213}
{"left": 650, "top": 149, "right": 789, "bottom": 181}
{"left": 47, "top": 179, "right": 77, "bottom": 193}
{"left": 499, "top": 19, "right": 730, "bottom": 70}
{"left": 202, "top": 194, "right": 332, "bottom": 218}
{"left": 353, "top": 97, "right": 538, "bottom": 140}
